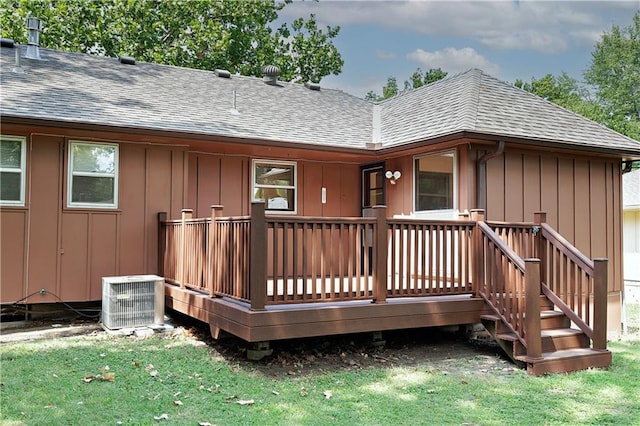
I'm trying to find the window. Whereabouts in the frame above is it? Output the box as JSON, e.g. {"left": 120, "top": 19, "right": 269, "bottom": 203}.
{"left": 415, "top": 152, "right": 455, "bottom": 212}
{"left": 252, "top": 160, "right": 296, "bottom": 213}
{"left": 0, "top": 136, "right": 26, "bottom": 206}
{"left": 68, "top": 142, "right": 118, "bottom": 208}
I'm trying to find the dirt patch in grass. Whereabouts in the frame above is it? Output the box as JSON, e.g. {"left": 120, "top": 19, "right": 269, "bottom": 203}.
{"left": 1, "top": 313, "right": 520, "bottom": 378}
{"left": 182, "top": 315, "right": 521, "bottom": 378}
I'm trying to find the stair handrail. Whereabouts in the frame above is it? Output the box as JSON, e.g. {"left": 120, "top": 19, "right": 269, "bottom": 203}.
{"left": 538, "top": 222, "right": 608, "bottom": 350}
{"left": 477, "top": 221, "right": 525, "bottom": 342}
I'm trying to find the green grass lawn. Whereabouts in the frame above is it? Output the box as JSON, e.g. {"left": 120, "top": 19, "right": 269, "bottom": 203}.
{"left": 1, "top": 329, "right": 639, "bottom": 426}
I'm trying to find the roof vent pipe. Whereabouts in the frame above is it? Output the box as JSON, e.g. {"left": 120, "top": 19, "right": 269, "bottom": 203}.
{"left": 24, "top": 17, "right": 42, "bottom": 60}
{"left": 12, "top": 47, "right": 24, "bottom": 74}
{"left": 261, "top": 65, "right": 280, "bottom": 85}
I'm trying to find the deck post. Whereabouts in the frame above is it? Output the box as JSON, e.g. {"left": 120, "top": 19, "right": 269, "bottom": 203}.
{"left": 470, "top": 209, "right": 485, "bottom": 297}
{"left": 209, "top": 205, "right": 224, "bottom": 297}
{"left": 157, "top": 212, "right": 167, "bottom": 277}
{"left": 525, "top": 258, "right": 542, "bottom": 360}
{"left": 250, "top": 202, "right": 267, "bottom": 311}
{"left": 373, "top": 205, "right": 387, "bottom": 304}
{"left": 593, "top": 258, "right": 608, "bottom": 351}
{"left": 179, "top": 209, "right": 193, "bottom": 289}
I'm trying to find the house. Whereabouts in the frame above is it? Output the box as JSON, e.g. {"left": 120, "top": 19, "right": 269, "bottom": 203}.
{"left": 623, "top": 169, "right": 640, "bottom": 319}
{"left": 2, "top": 26, "right": 640, "bottom": 373}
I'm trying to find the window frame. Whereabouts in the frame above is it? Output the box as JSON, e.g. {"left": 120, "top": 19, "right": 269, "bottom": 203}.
{"left": 67, "top": 141, "right": 119, "bottom": 209}
{"left": 0, "top": 135, "right": 27, "bottom": 206}
{"left": 251, "top": 159, "right": 297, "bottom": 214}
{"left": 413, "top": 151, "right": 457, "bottom": 218}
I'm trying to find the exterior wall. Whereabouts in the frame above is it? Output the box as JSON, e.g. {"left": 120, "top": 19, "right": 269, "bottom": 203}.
{"left": 482, "top": 147, "right": 623, "bottom": 333}
{"left": 0, "top": 128, "right": 187, "bottom": 304}
{"left": 187, "top": 153, "right": 360, "bottom": 218}
{"left": 624, "top": 209, "right": 640, "bottom": 283}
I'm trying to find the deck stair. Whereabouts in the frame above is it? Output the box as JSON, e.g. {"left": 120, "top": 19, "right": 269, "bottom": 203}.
{"left": 480, "top": 295, "right": 612, "bottom": 375}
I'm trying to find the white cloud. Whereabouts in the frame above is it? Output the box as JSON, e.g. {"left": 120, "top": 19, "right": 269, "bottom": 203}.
{"left": 281, "top": 0, "right": 638, "bottom": 53}
{"left": 407, "top": 47, "right": 500, "bottom": 76}
{"left": 375, "top": 50, "right": 396, "bottom": 60}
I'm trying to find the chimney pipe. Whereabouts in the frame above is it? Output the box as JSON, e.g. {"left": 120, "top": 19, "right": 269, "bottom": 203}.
{"left": 24, "top": 17, "right": 42, "bottom": 60}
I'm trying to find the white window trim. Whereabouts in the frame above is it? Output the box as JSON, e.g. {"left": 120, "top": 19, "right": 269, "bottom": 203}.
{"left": 0, "top": 135, "right": 27, "bottom": 206}
{"left": 252, "top": 159, "right": 297, "bottom": 214}
{"left": 67, "top": 141, "right": 119, "bottom": 209}
{"left": 412, "top": 150, "right": 457, "bottom": 219}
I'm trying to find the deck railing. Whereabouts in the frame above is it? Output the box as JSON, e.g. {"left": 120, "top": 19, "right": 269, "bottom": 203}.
{"left": 159, "top": 205, "right": 607, "bottom": 350}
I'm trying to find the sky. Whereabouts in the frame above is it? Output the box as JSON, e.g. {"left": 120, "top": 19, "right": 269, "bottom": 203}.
{"left": 278, "top": 0, "right": 639, "bottom": 98}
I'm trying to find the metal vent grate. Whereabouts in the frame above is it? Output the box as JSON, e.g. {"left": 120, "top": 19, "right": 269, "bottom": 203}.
{"left": 101, "top": 275, "right": 164, "bottom": 329}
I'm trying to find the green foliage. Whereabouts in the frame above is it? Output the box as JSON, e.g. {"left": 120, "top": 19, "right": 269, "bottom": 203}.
{"left": 585, "top": 12, "right": 640, "bottom": 128}
{"left": 517, "top": 12, "right": 640, "bottom": 141}
{"left": 366, "top": 68, "right": 448, "bottom": 101}
{"left": 0, "top": 0, "right": 343, "bottom": 83}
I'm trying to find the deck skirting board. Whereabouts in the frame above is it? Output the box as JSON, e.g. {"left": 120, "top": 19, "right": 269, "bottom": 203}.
{"left": 164, "top": 285, "right": 491, "bottom": 342}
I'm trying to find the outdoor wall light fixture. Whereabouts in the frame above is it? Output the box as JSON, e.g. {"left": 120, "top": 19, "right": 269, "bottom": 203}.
{"left": 385, "top": 170, "right": 401, "bottom": 184}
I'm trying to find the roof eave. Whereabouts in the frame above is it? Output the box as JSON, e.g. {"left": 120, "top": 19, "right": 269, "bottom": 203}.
{"left": 0, "top": 114, "right": 375, "bottom": 156}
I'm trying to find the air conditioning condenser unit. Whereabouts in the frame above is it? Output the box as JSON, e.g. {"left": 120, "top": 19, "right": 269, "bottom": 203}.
{"left": 101, "top": 275, "right": 164, "bottom": 330}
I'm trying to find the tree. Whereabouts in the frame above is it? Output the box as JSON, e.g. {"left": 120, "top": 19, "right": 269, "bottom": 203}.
{"left": 516, "top": 13, "right": 640, "bottom": 142}
{"left": 513, "top": 72, "right": 604, "bottom": 118}
{"left": 0, "top": 0, "right": 343, "bottom": 83}
{"left": 366, "top": 68, "right": 447, "bottom": 101}
{"left": 584, "top": 11, "right": 640, "bottom": 140}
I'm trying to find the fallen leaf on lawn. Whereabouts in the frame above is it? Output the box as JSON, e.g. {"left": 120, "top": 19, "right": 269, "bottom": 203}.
{"left": 237, "top": 400, "right": 255, "bottom": 406}
{"left": 133, "top": 361, "right": 140, "bottom": 368}
{"left": 153, "top": 413, "right": 169, "bottom": 420}
{"left": 427, "top": 389, "right": 436, "bottom": 394}
{"left": 461, "top": 380, "right": 468, "bottom": 385}
{"left": 174, "top": 391, "right": 181, "bottom": 397}
{"left": 173, "top": 400, "right": 183, "bottom": 406}
{"left": 83, "top": 375, "right": 95, "bottom": 383}
{"left": 145, "top": 364, "right": 155, "bottom": 371}
{"left": 44, "top": 403, "right": 55, "bottom": 409}
{"left": 323, "top": 390, "right": 333, "bottom": 399}
{"left": 271, "top": 390, "right": 280, "bottom": 396}
{"left": 101, "top": 365, "right": 110, "bottom": 372}
{"left": 287, "top": 370, "right": 296, "bottom": 376}
{"left": 102, "top": 373, "right": 115, "bottom": 382}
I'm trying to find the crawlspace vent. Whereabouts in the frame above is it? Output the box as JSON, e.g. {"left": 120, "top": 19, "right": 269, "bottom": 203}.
{"left": 101, "top": 275, "right": 164, "bottom": 329}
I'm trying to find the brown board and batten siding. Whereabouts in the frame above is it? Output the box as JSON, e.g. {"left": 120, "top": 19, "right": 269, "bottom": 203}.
{"left": 482, "top": 147, "right": 623, "bottom": 326}
{"left": 188, "top": 152, "right": 361, "bottom": 218}
{"left": 0, "top": 126, "right": 187, "bottom": 304}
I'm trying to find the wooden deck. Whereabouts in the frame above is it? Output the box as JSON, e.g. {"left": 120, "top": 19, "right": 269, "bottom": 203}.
{"left": 166, "top": 284, "right": 491, "bottom": 342}
{"left": 159, "top": 204, "right": 612, "bottom": 375}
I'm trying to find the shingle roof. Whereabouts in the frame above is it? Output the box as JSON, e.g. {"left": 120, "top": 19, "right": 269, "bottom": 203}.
{"left": 624, "top": 169, "right": 640, "bottom": 208}
{"left": 378, "top": 69, "right": 640, "bottom": 155}
{"left": 1, "top": 47, "right": 639, "bottom": 156}
{"left": 0, "top": 46, "right": 372, "bottom": 149}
